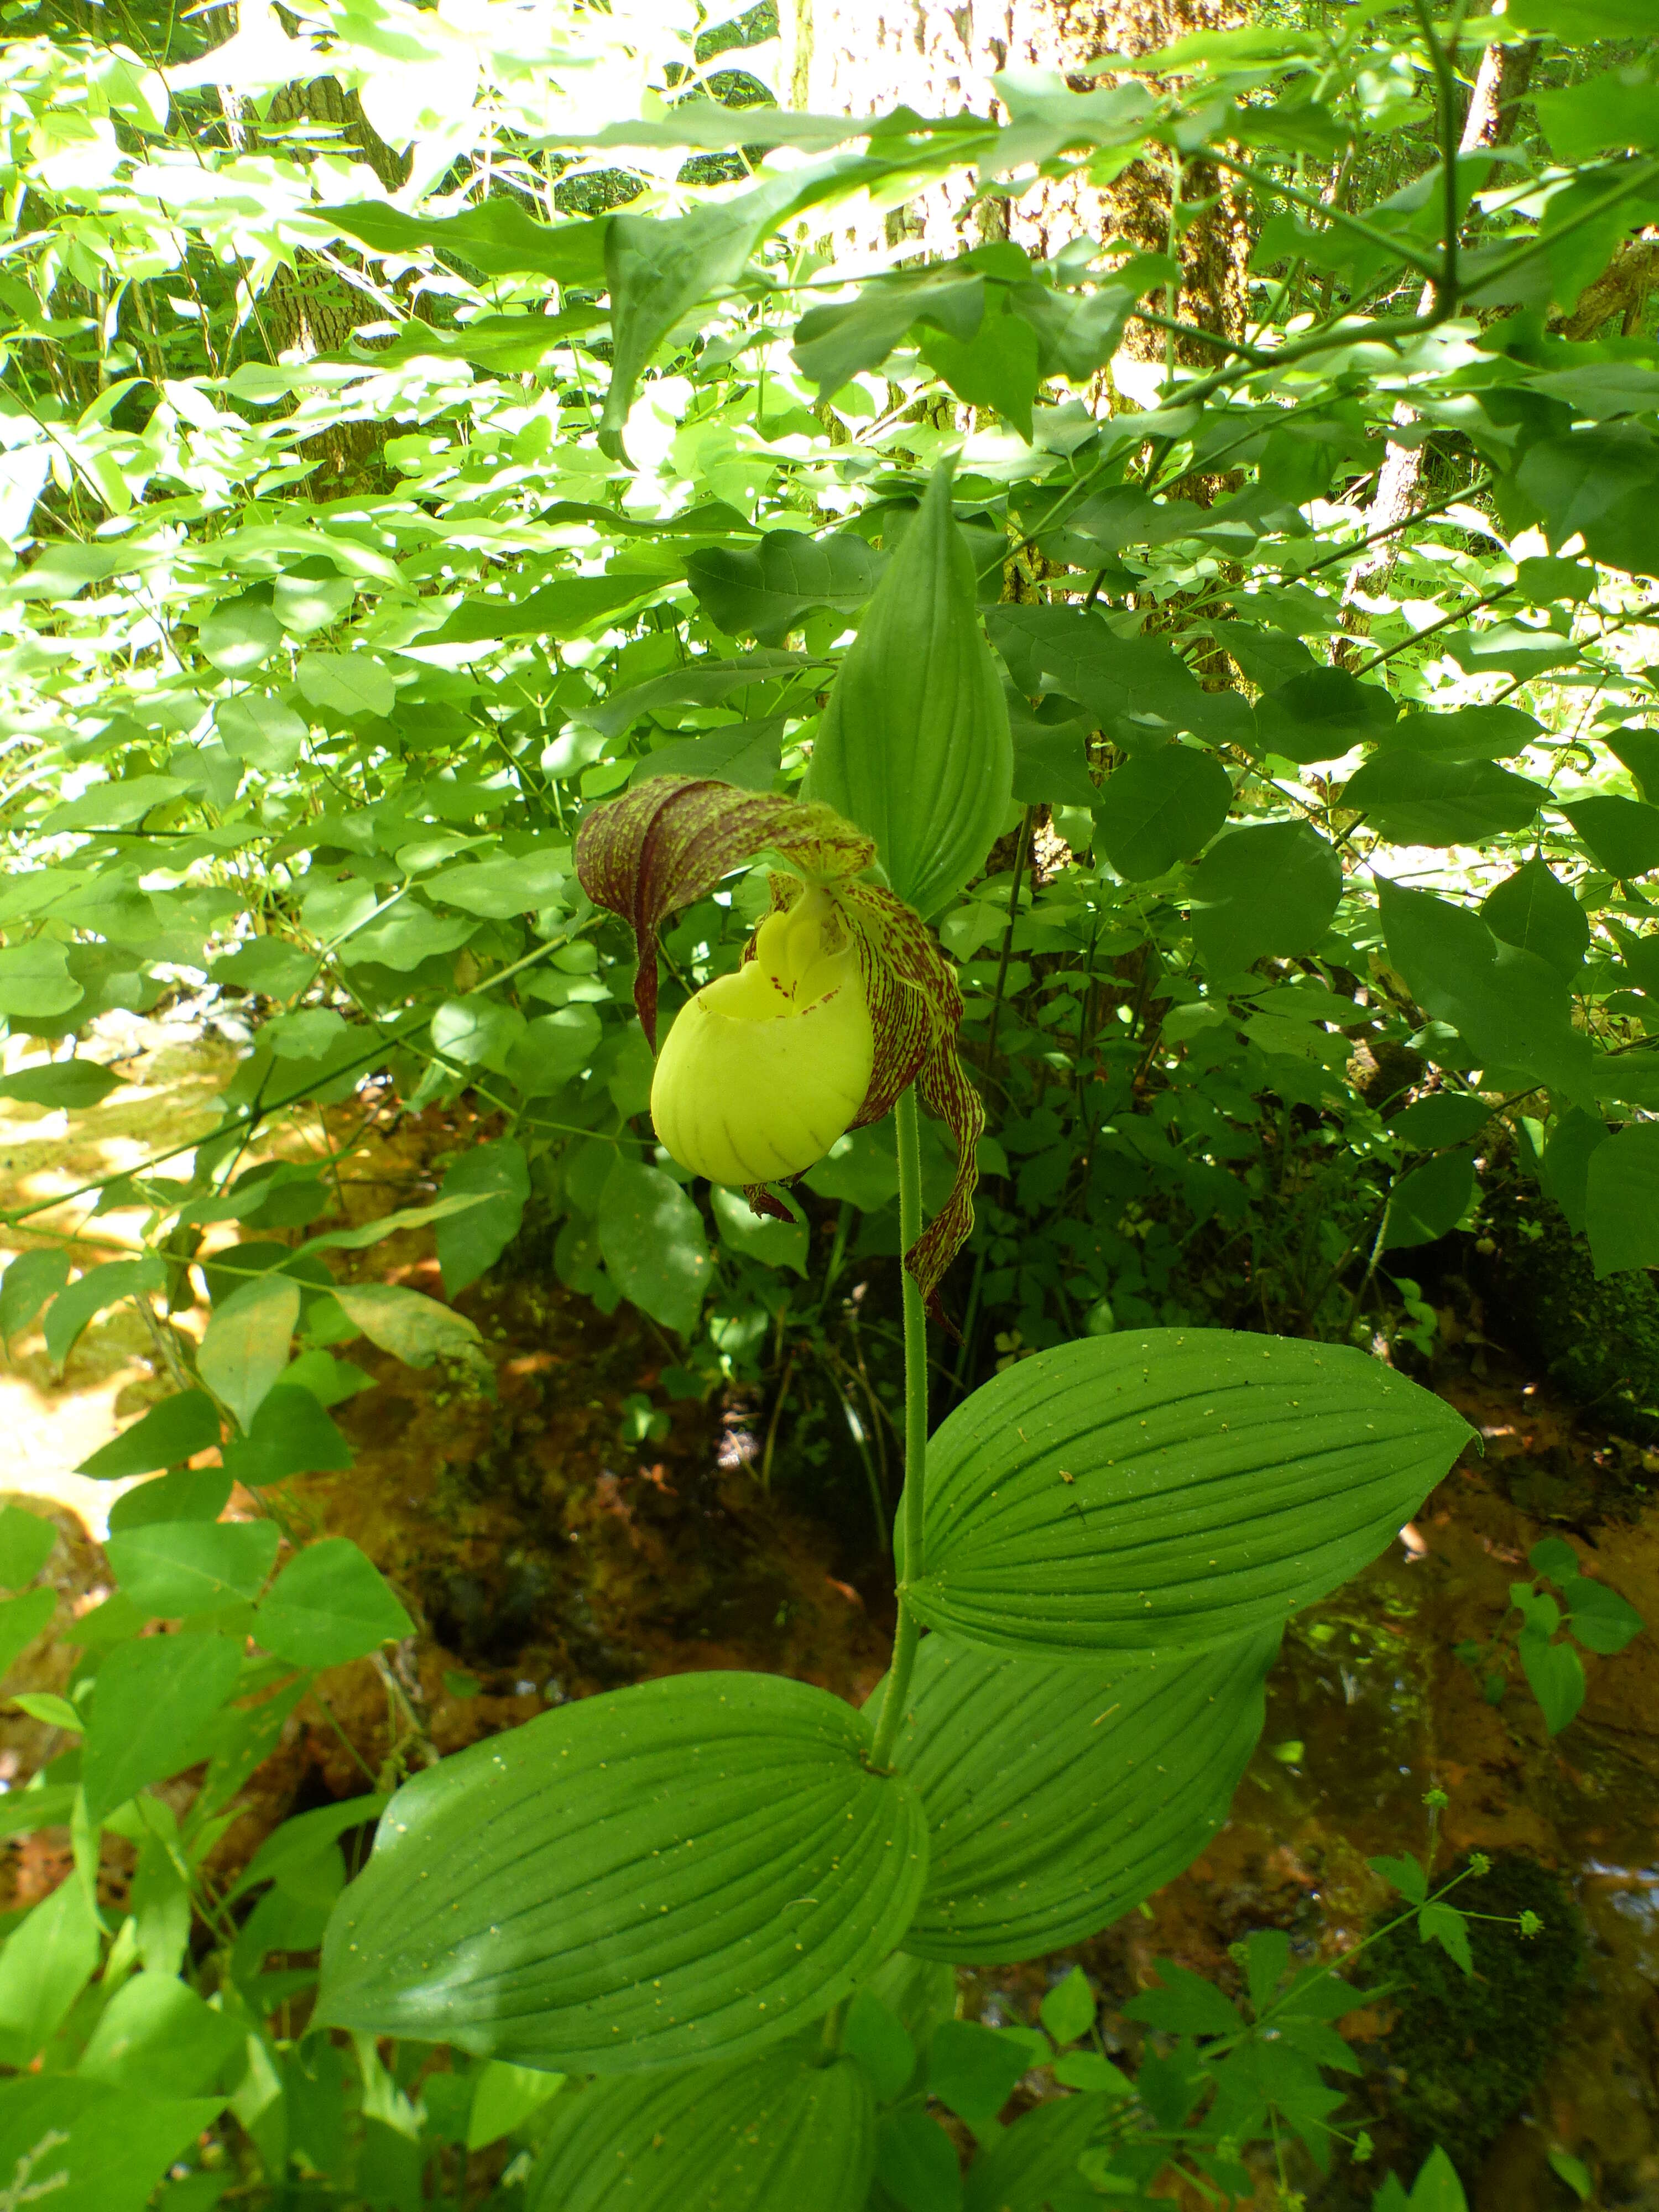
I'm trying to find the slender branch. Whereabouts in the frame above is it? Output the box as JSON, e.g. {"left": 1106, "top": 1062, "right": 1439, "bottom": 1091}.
{"left": 1299, "top": 474, "right": 1492, "bottom": 584}
{"left": 1201, "top": 148, "right": 1446, "bottom": 281}
{"left": 1412, "top": 0, "right": 1467, "bottom": 312}
{"left": 1351, "top": 578, "right": 1510, "bottom": 674}
{"left": 1488, "top": 598, "right": 1659, "bottom": 703}
{"left": 1129, "top": 307, "right": 1275, "bottom": 368}
{"left": 982, "top": 807, "right": 1035, "bottom": 1081}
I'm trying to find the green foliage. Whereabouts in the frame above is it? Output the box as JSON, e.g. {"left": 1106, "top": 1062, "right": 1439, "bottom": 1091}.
{"left": 0, "top": 0, "right": 1654, "bottom": 2202}
{"left": 891, "top": 1628, "right": 1274, "bottom": 1960}
{"left": 528, "top": 2041, "right": 875, "bottom": 2210}
{"left": 1357, "top": 1853, "right": 1582, "bottom": 2185}
{"left": 904, "top": 1331, "right": 1470, "bottom": 1656}
{"left": 1452, "top": 1529, "right": 1644, "bottom": 1730}
{"left": 319, "top": 1671, "right": 928, "bottom": 2069}
{"left": 807, "top": 463, "right": 1013, "bottom": 919}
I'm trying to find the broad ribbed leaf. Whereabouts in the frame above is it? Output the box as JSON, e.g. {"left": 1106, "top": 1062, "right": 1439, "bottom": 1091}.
{"left": 526, "top": 2040, "right": 874, "bottom": 2212}
{"left": 904, "top": 1329, "right": 1472, "bottom": 1660}
{"left": 317, "top": 1671, "right": 927, "bottom": 2073}
{"left": 892, "top": 1630, "right": 1272, "bottom": 1962}
{"left": 807, "top": 462, "right": 1013, "bottom": 919}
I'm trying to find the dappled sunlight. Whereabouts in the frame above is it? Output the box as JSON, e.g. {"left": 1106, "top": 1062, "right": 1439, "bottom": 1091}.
{"left": 0, "top": 1311, "right": 153, "bottom": 1538}
{"left": 0, "top": 1028, "right": 249, "bottom": 1535}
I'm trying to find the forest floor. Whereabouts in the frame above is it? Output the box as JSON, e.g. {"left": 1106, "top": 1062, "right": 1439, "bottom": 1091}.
{"left": 3, "top": 1020, "right": 1659, "bottom": 2210}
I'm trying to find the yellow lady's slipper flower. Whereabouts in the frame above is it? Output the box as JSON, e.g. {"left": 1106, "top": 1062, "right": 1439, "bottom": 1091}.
{"left": 650, "top": 886, "right": 875, "bottom": 1185}
{"left": 576, "top": 773, "right": 983, "bottom": 1314}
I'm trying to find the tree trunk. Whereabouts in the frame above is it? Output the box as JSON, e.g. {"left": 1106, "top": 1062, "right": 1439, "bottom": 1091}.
{"left": 780, "top": 0, "right": 1248, "bottom": 355}
{"left": 215, "top": 30, "right": 412, "bottom": 491}
{"left": 1550, "top": 234, "right": 1659, "bottom": 341}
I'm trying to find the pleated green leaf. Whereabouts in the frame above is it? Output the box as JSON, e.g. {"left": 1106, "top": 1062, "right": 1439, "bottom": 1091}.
{"left": 526, "top": 2039, "right": 875, "bottom": 2212}
{"left": 316, "top": 1671, "right": 927, "bottom": 2073}
{"left": 807, "top": 461, "right": 1013, "bottom": 918}
{"left": 893, "top": 1630, "right": 1275, "bottom": 1962}
{"left": 904, "top": 1329, "right": 1472, "bottom": 1660}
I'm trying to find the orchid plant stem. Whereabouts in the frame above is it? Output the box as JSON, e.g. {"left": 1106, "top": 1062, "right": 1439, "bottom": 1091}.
{"left": 868, "top": 1083, "right": 929, "bottom": 1774}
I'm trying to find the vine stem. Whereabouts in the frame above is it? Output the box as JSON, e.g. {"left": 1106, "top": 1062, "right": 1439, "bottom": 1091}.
{"left": 866, "top": 1084, "right": 929, "bottom": 1774}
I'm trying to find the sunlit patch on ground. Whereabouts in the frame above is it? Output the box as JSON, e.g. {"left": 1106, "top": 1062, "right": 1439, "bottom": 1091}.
{"left": 0, "top": 1019, "right": 244, "bottom": 1533}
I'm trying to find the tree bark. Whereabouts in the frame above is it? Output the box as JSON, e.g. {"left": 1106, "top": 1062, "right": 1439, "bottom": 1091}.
{"left": 262, "top": 74, "right": 408, "bottom": 357}
{"left": 783, "top": 0, "right": 1254, "bottom": 879}
{"left": 1550, "top": 234, "right": 1659, "bottom": 341}
{"left": 780, "top": 0, "right": 1248, "bottom": 354}
{"left": 210, "top": 21, "right": 414, "bottom": 490}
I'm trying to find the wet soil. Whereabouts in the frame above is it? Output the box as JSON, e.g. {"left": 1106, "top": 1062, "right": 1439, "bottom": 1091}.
{"left": 7, "top": 1031, "right": 1659, "bottom": 2207}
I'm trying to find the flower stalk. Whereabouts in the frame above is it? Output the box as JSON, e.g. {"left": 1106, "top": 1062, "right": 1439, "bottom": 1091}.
{"left": 866, "top": 1081, "right": 930, "bottom": 1774}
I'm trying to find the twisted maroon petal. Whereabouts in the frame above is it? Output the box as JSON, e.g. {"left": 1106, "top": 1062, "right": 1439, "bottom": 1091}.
{"left": 841, "top": 881, "right": 983, "bottom": 1317}
{"left": 759, "top": 872, "right": 983, "bottom": 1313}
{"left": 575, "top": 774, "right": 875, "bottom": 1047}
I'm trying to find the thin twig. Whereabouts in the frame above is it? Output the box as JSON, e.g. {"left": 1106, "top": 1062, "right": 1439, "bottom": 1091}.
{"left": 982, "top": 807, "right": 1036, "bottom": 1081}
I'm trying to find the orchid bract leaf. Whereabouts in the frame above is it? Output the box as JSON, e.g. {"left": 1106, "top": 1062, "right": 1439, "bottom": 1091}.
{"left": 806, "top": 460, "right": 1013, "bottom": 919}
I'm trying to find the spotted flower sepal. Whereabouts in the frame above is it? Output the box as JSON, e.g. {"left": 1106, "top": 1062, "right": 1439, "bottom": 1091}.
{"left": 574, "top": 774, "right": 983, "bottom": 1313}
